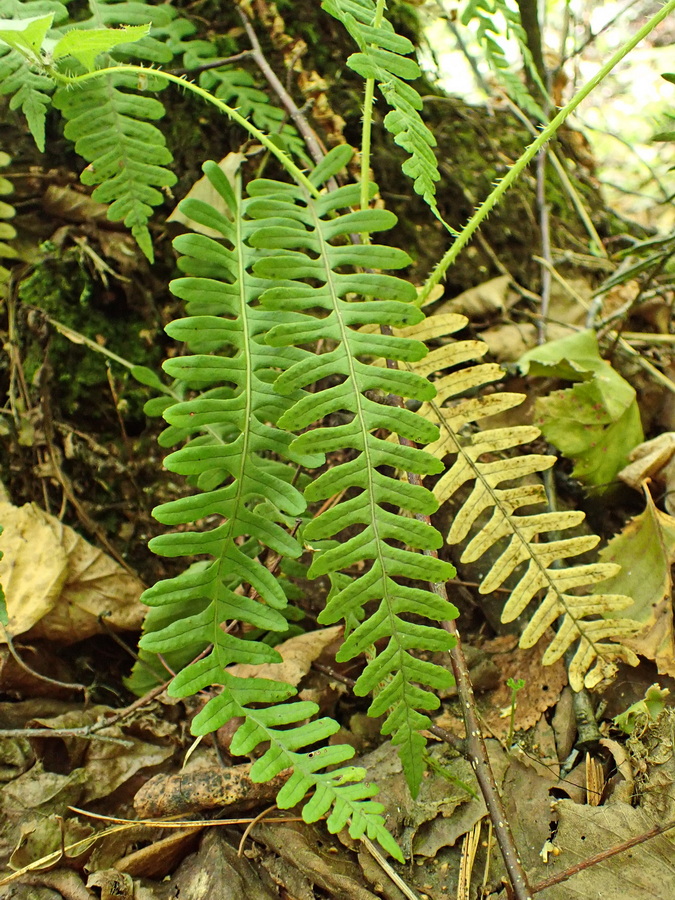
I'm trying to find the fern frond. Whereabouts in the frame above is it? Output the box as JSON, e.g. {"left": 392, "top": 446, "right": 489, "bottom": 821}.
{"left": 140, "top": 158, "right": 400, "bottom": 857}
{"left": 236, "top": 145, "right": 459, "bottom": 794}
{"left": 461, "top": 0, "right": 546, "bottom": 119}
{"left": 322, "top": 0, "right": 441, "bottom": 215}
{"left": 52, "top": 71, "right": 175, "bottom": 262}
{"left": 402, "top": 312, "right": 640, "bottom": 691}
{"left": 0, "top": 149, "right": 17, "bottom": 286}
{"left": 0, "top": 0, "right": 68, "bottom": 149}
{"left": 45, "top": 4, "right": 183, "bottom": 261}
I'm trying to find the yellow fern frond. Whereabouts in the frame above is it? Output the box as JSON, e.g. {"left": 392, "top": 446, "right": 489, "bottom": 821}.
{"left": 399, "top": 311, "right": 640, "bottom": 691}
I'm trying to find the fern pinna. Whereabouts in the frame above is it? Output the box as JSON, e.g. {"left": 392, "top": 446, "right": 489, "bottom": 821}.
{"left": 397, "top": 311, "right": 640, "bottom": 690}
{"left": 322, "top": 0, "right": 442, "bottom": 216}
{"left": 139, "top": 154, "right": 415, "bottom": 857}
{"left": 246, "top": 145, "right": 458, "bottom": 793}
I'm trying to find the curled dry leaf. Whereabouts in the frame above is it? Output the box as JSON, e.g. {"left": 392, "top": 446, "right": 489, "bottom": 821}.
{"left": 0, "top": 501, "right": 145, "bottom": 644}
{"left": 619, "top": 432, "right": 675, "bottom": 515}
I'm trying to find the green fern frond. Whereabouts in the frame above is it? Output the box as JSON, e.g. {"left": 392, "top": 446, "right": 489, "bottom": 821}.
{"left": 322, "top": 0, "right": 441, "bottom": 214}
{"left": 234, "top": 144, "right": 459, "bottom": 794}
{"left": 401, "top": 312, "right": 639, "bottom": 691}
{"left": 52, "top": 70, "right": 175, "bottom": 262}
{"left": 461, "top": 0, "right": 546, "bottom": 119}
{"left": 139, "top": 158, "right": 400, "bottom": 857}
{"left": 0, "top": 0, "right": 68, "bottom": 149}
{"left": 0, "top": 149, "right": 17, "bottom": 286}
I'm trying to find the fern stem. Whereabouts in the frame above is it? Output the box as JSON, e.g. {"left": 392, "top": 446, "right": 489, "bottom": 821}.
{"left": 53, "top": 65, "right": 320, "bottom": 198}
{"left": 359, "top": 0, "right": 387, "bottom": 213}
{"left": 417, "top": 0, "right": 675, "bottom": 306}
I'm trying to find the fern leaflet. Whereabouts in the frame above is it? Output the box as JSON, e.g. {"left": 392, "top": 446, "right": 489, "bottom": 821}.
{"left": 244, "top": 144, "right": 458, "bottom": 794}
{"left": 397, "top": 310, "right": 640, "bottom": 690}
{"left": 140, "top": 158, "right": 400, "bottom": 858}
{"left": 322, "top": 0, "right": 442, "bottom": 216}
{"left": 461, "top": 0, "right": 546, "bottom": 119}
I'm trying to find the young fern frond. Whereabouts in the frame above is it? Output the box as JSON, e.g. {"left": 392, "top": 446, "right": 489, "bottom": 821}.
{"left": 140, "top": 159, "right": 400, "bottom": 859}
{"left": 398, "top": 312, "right": 640, "bottom": 690}
{"left": 322, "top": 0, "right": 442, "bottom": 216}
{"left": 244, "top": 144, "right": 458, "bottom": 794}
{"left": 40, "top": 3, "right": 184, "bottom": 261}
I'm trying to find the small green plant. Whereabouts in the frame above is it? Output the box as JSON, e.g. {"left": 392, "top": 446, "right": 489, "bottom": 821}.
{"left": 2, "top": 0, "right": 673, "bottom": 862}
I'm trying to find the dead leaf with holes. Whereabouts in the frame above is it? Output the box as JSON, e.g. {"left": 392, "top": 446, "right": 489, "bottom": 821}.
{"left": 0, "top": 501, "right": 145, "bottom": 644}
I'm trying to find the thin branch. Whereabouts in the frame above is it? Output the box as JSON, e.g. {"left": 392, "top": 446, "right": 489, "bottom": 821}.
{"left": 170, "top": 50, "right": 253, "bottom": 76}
{"left": 380, "top": 352, "right": 534, "bottom": 900}
{"left": 236, "top": 6, "right": 331, "bottom": 172}
{"left": 531, "top": 818, "right": 675, "bottom": 894}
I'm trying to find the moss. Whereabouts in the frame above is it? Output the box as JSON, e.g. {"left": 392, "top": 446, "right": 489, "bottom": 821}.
{"left": 18, "top": 247, "right": 162, "bottom": 430}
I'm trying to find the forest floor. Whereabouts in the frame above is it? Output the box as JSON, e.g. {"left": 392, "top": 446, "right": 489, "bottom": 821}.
{"left": 2, "top": 32, "right": 675, "bottom": 900}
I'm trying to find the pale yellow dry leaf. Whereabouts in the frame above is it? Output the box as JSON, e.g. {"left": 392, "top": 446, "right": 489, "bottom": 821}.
{"left": 0, "top": 501, "right": 68, "bottom": 637}
{"left": 0, "top": 501, "right": 145, "bottom": 644}
{"left": 619, "top": 432, "right": 675, "bottom": 515}
{"left": 434, "top": 275, "right": 514, "bottom": 318}
{"left": 228, "top": 625, "right": 343, "bottom": 686}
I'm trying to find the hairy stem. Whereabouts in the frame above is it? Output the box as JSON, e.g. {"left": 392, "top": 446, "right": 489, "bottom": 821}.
{"left": 417, "top": 0, "right": 675, "bottom": 306}
{"left": 52, "top": 65, "right": 320, "bottom": 198}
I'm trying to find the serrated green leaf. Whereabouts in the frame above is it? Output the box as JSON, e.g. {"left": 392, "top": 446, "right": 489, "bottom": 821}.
{"left": 0, "top": 13, "right": 53, "bottom": 60}
{"left": 52, "top": 23, "right": 150, "bottom": 72}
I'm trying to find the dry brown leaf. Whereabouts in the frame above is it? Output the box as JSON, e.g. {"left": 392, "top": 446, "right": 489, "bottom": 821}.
{"left": 619, "top": 432, "right": 675, "bottom": 515}
{"left": 227, "top": 625, "right": 343, "bottom": 686}
{"left": 478, "top": 635, "right": 567, "bottom": 739}
{"left": 0, "top": 502, "right": 68, "bottom": 637}
{"left": 0, "top": 501, "right": 145, "bottom": 644}
{"left": 531, "top": 800, "right": 675, "bottom": 899}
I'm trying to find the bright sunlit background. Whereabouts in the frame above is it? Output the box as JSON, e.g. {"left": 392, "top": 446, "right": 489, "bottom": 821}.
{"left": 419, "top": 0, "right": 675, "bottom": 230}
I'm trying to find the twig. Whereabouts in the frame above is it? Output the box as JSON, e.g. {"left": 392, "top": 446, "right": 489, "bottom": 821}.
{"left": 530, "top": 818, "right": 675, "bottom": 894}
{"left": 238, "top": 804, "right": 277, "bottom": 856}
{"left": 362, "top": 835, "right": 421, "bottom": 900}
{"left": 0, "top": 726, "right": 133, "bottom": 746}
{"left": 1, "top": 625, "right": 88, "bottom": 694}
{"left": 171, "top": 50, "right": 253, "bottom": 76}
{"left": 236, "top": 6, "right": 333, "bottom": 174}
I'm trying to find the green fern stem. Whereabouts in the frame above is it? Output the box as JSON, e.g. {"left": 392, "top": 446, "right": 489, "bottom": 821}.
{"left": 52, "top": 64, "right": 319, "bottom": 198}
{"left": 417, "top": 0, "right": 675, "bottom": 306}
{"left": 359, "top": 0, "right": 387, "bottom": 212}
